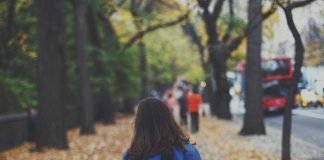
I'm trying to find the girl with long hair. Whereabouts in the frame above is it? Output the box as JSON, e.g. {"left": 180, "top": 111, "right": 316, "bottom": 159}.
{"left": 122, "top": 98, "right": 201, "bottom": 160}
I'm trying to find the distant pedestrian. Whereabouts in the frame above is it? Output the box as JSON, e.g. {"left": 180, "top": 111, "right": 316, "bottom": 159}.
{"left": 166, "top": 93, "right": 176, "bottom": 112}
{"left": 178, "top": 88, "right": 189, "bottom": 128}
{"left": 27, "top": 108, "right": 38, "bottom": 142}
{"left": 187, "top": 87, "right": 202, "bottom": 133}
{"left": 122, "top": 98, "right": 201, "bottom": 160}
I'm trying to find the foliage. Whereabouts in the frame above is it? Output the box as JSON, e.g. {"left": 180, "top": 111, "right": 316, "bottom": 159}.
{"left": 90, "top": 46, "right": 141, "bottom": 98}
{"left": 304, "top": 18, "right": 324, "bottom": 66}
{"left": 0, "top": 72, "right": 37, "bottom": 114}
{"left": 0, "top": 0, "right": 37, "bottom": 114}
{"left": 0, "top": 0, "right": 252, "bottom": 114}
{"left": 218, "top": 14, "right": 246, "bottom": 39}
{"left": 227, "top": 40, "right": 246, "bottom": 71}
{"left": 145, "top": 26, "right": 204, "bottom": 85}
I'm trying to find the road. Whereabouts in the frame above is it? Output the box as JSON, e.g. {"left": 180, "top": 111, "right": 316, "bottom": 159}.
{"left": 264, "top": 108, "right": 324, "bottom": 148}
{"left": 230, "top": 95, "right": 324, "bottom": 148}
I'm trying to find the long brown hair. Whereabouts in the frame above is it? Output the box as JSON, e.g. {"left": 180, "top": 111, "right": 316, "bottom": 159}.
{"left": 126, "top": 98, "right": 190, "bottom": 160}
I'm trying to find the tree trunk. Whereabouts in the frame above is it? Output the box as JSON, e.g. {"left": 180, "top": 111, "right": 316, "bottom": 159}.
{"left": 130, "top": 0, "right": 151, "bottom": 99}
{"left": 122, "top": 97, "right": 136, "bottom": 114}
{"left": 1, "top": 0, "right": 16, "bottom": 69}
{"left": 35, "top": 0, "right": 68, "bottom": 149}
{"left": 87, "top": 7, "right": 115, "bottom": 124}
{"left": 205, "top": 77, "right": 217, "bottom": 115}
{"left": 138, "top": 39, "right": 149, "bottom": 98}
{"left": 240, "top": 0, "right": 266, "bottom": 135}
{"left": 4, "top": 0, "right": 15, "bottom": 44}
{"left": 75, "top": 0, "right": 95, "bottom": 135}
{"left": 181, "top": 21, "right": 219, "bottom": 116}
{"left": 209, "top": 43, "right": 232, "bottom": 120}
{"left": 100, "top": 90, "right": 115, "bottom": 124}
{"left": 282, "top": 8, "right": 305, "bottom": 160}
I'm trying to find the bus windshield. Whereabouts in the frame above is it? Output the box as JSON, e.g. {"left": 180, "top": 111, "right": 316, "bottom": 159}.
{"left": 262, "top": 59, "right": 290, "bottom": 78}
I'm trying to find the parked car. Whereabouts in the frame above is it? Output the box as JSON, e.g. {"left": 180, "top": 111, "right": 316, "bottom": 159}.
{"left": 296, "top": 89, "right": 323, "bottom": 108}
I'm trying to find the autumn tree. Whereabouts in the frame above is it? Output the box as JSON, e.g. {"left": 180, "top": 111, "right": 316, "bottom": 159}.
{"left": 0, "top": 0, "right": 16, "bottom": 70}
{"left": 74, "top": 0, "right": 96, "bottom": 134}
{"left": 196, "top": 0, "right": 275, "bottom": 119}
{"left": 130, "top": 0, "right": 152, "bottom": 98}
{"left": 276, "top": 0, "right": 316, "bottom": 159}
{"left": 86, "top": 3, "right": 116, "bottom": 123}
{"left": 35, "top": 0, "right": 68, "bottom": 149}
{"left": 240, "top": 0, "right": 266, "bottom": 135}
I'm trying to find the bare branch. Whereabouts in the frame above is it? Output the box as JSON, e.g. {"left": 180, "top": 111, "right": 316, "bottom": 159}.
{"left": 106, "top": 0, "right": 128, "bottom": 16}
{"left": 286, "top": 0, "right": 316, "bottom": 10}
{"left": 212, "top": 0, "right": 226, "bottom": 20}
{"left": 197, "top": 0, "right": 211, "bottom": 10}
{"left": 124, "top": 12, "right": 190, "bottom": 49}
{"left": 222, "top": 0, "right": 234, "bottom": 42}
{"left": 182, "top": 21, "right": 207, "bottom": 70}
{"left": 227, "top": 6, "right": 277, "bottom": 53}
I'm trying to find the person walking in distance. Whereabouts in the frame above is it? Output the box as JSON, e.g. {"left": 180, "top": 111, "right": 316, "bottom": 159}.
{"left": 166, "top": 93, "right": 176, "bottom": 112}
{"left": 178, "top": 87, "right": 189, "bottom": 129}
{"left": 187, "top": 87, "right": 202, "bottom": 133}
{"left": 122, "top": 98, "right": 201, "bottom": 160}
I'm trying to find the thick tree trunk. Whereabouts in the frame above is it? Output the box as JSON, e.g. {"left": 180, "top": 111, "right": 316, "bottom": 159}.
{"left": 240, "top": 0, "right": 266, "bottom": 135}
{"left": 138, "top": 40, "right": 149, "bottom": 98}
{"left": 122, "top": 97, "right": 136, "bottom": 114}
{"left": 87, "top": 7, "right": 115, "bottom": 124}
{"left": 4, "top": 0, "right": 15, "bottom": 43}
{"left": 209, "top": 43, "right": 232, "bottom": 120}
{"left": 205, "top": 77, "right": 217, "bottom": 116}
{"left": 75, "top": 0, "right": 95, "bottom": 134}
{"left": 35, "top": 0, "right": 68, "bottom": 149}
{"left": 181, "top": 22, "right": 218, "bottom": 116}
{"left": 1, "top": 0, "right": 16, "bottom": 69}
{"left": 100, "top": 90, "right": 115, "bottom": 124}
{"left": 282, "top": 8, "right": 305, "bottom": 160}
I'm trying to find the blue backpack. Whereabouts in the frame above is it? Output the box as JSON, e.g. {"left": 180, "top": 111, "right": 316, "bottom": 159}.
{"left": 122, "top": 143, "right": 201, "bottom": 160}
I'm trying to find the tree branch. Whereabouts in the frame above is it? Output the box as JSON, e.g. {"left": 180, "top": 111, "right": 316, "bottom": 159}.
{"left": 107, "top": 0, "right": 128, "bottom": 16}
{"left": 286, "top": 0, "right": 316, "bottom": 10}
{"left": 197, "top": 0, "right": 211, "bottom": 10}
{"left": 182, "top": 21, "right": 207, "bottom": 71}
{"left": 222, "top": 0, "right": 234, "bottom": 42}
{"left": 124, "top": 12, "right": 190, "bottom": 49}
{"left": 227, "top": 5, "right": 277, "bottom": 53}
{"left": 212, "top": 0, "right": 226, "bottom": 20}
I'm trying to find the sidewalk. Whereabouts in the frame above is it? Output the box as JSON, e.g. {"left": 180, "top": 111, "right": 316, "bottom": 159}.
{"left": 1, "top": 114, "right": 323, "bottom": 160}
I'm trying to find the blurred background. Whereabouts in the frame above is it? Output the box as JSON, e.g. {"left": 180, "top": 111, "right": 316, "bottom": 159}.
{"left": 0, "top": 0, "right": 323, "bottom": 159}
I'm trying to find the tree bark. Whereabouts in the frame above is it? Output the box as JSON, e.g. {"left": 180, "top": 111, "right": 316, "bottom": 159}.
{"left": 181, "top": 21, "right": 217, "bottom": 116}
{"left": 240, "top": 0, "right": 266, "bottom": 135}
{"left": 197, "top": 0, "right": 232, "bottom": 119}
{"left": 278, "top": 0, "right": 315, "bottom": 159}
{"left": 35, "top": 0, "right": 68, "bottom": 149}
{"left": 75, "top": 0, "right": 95, "bottom": 134}
{"left": 87, "top": 7, "right": 115, "bottom": 124}
{"left": 209, "top": 43, "right": 232, "bottom": 119}
{"left": 100, "top": 90, "right": 115, "bottom": 124}
{"left": 281, "top": 7, "right": 304, "bottom": 160}
{"left": 138, "top": 39, "right": 149, "bottom": 98}
{"left": 1, "top": 0, "right": 16, "bottom": 69}
{"left": 130, "top": 0, "right": 153, "bottom": 98}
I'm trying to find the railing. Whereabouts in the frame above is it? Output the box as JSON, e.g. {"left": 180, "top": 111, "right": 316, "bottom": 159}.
{"left": 0, "top": 112, "right": 28, "bottom": 151}
{"left": 0, "top": 99, "right": 135, "bottom": 152}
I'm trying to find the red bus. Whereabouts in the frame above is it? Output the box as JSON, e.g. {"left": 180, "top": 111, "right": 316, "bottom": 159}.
{"left": 236, "top": 57, "right": 293, "bottom": 111}
{"left": 261, "top": 57, "right": 293, "bottom": 111}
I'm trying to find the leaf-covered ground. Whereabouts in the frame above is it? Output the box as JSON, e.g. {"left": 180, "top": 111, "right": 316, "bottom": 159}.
{"left": 1, "top": 115, "right": 278, "bottom": 160}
